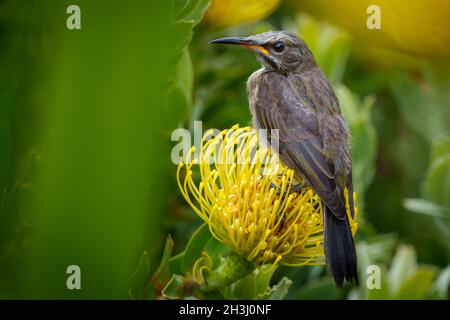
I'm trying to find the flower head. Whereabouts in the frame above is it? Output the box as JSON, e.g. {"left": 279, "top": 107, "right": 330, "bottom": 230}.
{"left": 177, "top": 125, "right": 357, "bottom": 268}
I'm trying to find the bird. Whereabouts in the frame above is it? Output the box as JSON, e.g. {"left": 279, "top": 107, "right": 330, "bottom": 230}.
{"left": 210, "top": 31, "right": 358, "bottom": 287}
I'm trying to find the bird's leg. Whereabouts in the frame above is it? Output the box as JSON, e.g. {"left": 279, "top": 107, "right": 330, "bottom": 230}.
{"left": 270, "top": 180, "right": 308, "bottom": 195}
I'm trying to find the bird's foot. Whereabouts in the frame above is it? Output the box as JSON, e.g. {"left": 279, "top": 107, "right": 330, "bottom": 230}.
{"left": 270, "top": 181, "right": 307, "bottom": 196}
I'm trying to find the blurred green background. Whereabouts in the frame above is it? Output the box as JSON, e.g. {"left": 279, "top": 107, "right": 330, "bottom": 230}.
{"left": 0, "top": 0, "right": 449, "bottom": 299}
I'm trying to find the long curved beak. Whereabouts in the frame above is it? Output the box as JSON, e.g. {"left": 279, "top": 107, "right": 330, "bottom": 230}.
{"left": 209, "top": 37, "right": 251, "bottom": 45}
{"left": 209, "top": 37, "right": 269, "bottom": 56}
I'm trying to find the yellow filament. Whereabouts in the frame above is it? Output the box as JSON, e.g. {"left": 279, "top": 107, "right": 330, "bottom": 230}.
{"left": 176, "top": 125, "right": 358, "bottom": 268}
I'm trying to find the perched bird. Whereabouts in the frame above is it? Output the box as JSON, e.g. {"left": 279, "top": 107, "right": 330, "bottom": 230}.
{"left": 210, "top": 31, "right": 358, "bottom": 287}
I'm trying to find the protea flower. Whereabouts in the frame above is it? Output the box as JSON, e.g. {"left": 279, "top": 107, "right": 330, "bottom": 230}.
{"left": 177, "top": 125, "right": 357, "bottom": 290}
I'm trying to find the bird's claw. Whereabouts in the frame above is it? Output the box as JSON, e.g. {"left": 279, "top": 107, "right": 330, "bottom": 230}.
{"left": 270, "top": 181, "right": 306, "bottom": 196}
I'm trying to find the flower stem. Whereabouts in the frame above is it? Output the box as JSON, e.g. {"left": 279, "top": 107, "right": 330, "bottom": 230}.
{"left": 201, "top": 253, "right": 255, "bottom": 292}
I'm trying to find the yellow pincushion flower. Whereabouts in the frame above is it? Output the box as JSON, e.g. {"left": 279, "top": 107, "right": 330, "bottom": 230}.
{"left": 177, "top": 125, "right": 357, "bottom": 269}
{"left": 204, "top": 0, "right": 280, "bottom": 27}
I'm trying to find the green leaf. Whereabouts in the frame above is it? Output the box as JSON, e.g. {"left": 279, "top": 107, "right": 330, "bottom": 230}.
{"left": 177, "top": 0, "right": 211, "bottom": 26}
{"left": 266, "top": 277, "right": 292, "bottom": 300}
{"left": 424, "top": 155, "right": 450, "bottom": 209}
{"left": 177, "top": 48, "right": 193, "bottom": 106}
{"left": 395, "top": 267, "right": 436, "bottom": 300}
{"left": 192, "top": 251, "right": 212, "bottom": 285}
{"left": 403, "top": 198, "right": 450, "bottom": 218}
{"left": 431, "top": 135, "right": 450, "bottom": 162}
{"left": 203, "top": 237, "right": 229, "bottom": 268}
{"left": 169, "top": 252, "right": 185, "bottom": 276}
{"left": 127, "top": 251, "right": 151, "bottom": 299}
{"left": 416, "top": 134, "right": 450, "bottom": 249}
{"left": 429, "top": 218, "right": 450, "bottom": 252}
{"left": 168, "top": 20, "right": 194, "bottom": 64}
{"left": 166, "top": 85, "right": 189, "bottom": 125}
{"left": 174, "top": 0, "right": 198, "bottom": 19}
{"left": 429, "top": 266, "right": 450, "bottom": 299}
{"left": 337, "top": 85, "right": 377, "bottom": 196}
{"left": 181, "top": 223, "right": 212, "bottom": 274}
{"left": 150, "top": 236, "right": 174, "bottom": 292}
{"left": 293, "top": 277, "right": 340, "bottom": 300}
{"left": 255, "top": 265, "right": 277, "bottom": 295}
{"left": 423, "top": 63, "right": 450, "bottom": 132}
{"left": 223, "top": 265, "right": 278, "bottom": 300}
{"left": 166, "top": 48, "right": 194, "bottom": 125}
{"left": 388, "top": 245, "right": 417, "bottom": 296}
{"left": 423, "top": 151, "right": 450, "bottom": 246}
{"left": 390, "top": 73, "right": 445, "bottom": 142}
{"left": 162, "top": 274, "right": 187, "bottom": 299}
{"left": 223, "top": 270, "right": 257, "bottom": 300}
{"left": 362, "top": 234, "right": 398, "bottom": 264}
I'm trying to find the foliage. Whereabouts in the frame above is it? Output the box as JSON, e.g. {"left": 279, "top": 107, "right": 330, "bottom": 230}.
{"left": 148, "top": 224, "right": 292, "bottom": 300}
{"left": 154, "top": 2, "right": 449, "bottom": 300}
{"left": 0, "top": 0, "right": 448, "bottom": 299}
{"left": 350, "top": 244, "right": 450, "bottom": 300}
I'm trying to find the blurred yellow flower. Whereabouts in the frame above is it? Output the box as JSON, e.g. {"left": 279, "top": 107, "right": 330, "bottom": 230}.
{"left": 177, "top": 125, "right": 357, "bottom": 269}
{"left": 204, "top": 0, "right": 280, "bottom": 27}
{"left": 291, "top": 0, "right": 450, "bottom": 59}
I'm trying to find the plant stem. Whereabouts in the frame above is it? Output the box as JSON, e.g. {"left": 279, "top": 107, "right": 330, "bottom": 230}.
{"left": 201, "top": 253, "right": 255, "bottom": 292}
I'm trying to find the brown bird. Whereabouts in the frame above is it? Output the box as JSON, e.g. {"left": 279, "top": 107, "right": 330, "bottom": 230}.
{"left": 210, "top": 31, "right": 358, "bottom": 287}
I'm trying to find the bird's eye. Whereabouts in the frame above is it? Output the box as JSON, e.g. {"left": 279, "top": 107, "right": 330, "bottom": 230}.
{"left": 273, "top": 41, "right": 285, "bottom": 52}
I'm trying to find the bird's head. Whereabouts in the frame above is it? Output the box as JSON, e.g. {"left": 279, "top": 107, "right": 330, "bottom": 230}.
{"left": 210, "top": 31, "right": 316, "bottom": 74}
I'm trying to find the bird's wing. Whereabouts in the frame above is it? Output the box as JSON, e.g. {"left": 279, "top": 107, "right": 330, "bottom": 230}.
{"left": 254, "top": 73, "right": 346, "bottom": 219}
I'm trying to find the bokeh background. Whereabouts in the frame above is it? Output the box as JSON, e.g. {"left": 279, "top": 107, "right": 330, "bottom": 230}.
{"left": 0, "top": 0, "right": 449, "bottom": 299}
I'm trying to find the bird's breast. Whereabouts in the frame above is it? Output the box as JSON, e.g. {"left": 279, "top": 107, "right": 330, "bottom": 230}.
{"left": 246, "top": 68, "right": 267, "bottom": 129}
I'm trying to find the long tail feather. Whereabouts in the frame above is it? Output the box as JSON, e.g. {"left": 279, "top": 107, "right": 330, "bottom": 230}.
{"left": 324, "top": 205, "right": 358, "bottom": 287}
